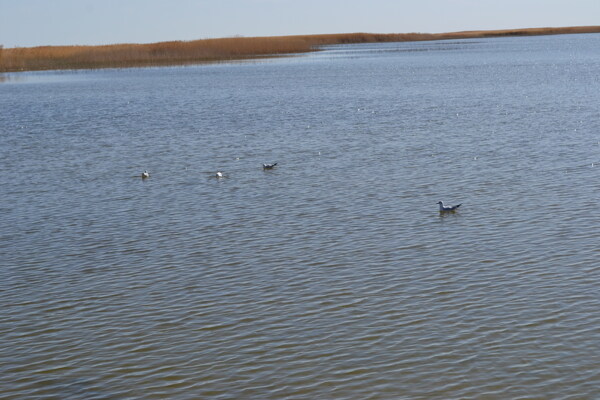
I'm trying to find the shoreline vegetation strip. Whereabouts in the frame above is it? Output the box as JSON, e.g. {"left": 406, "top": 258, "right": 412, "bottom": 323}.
{"left": 1, "top": 26, "right": 599, "bottom": 72}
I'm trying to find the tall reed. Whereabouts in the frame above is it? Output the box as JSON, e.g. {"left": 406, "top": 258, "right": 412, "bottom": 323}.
{"left": 1, "top": 26, "right": 599, "bottom": 72}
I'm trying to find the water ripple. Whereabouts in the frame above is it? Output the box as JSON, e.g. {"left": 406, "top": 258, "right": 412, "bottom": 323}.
{"left": 3, "top": 35, "right": 600, "bottom": 399}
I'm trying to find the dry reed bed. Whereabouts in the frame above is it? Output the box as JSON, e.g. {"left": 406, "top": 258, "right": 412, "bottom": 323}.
{"left": 1, "top": 26, "right": 599, "bottom": 72}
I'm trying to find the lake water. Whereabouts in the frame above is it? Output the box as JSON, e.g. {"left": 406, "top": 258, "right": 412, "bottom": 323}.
{"left": 1, "top": 33, "right": 599, "bottom": 399}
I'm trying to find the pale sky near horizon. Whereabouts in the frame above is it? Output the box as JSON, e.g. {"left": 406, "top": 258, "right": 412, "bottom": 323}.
{"left": 1, "top": 0, "right": 599, "bottom": 48}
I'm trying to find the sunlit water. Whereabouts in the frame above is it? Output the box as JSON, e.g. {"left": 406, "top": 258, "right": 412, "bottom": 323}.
{"left": 1, "top": 34, "right": 600, "bottom": 399}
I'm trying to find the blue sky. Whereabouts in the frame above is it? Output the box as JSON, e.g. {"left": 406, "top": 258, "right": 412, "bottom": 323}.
{"left": 1, "top": 0, "right": 599, "bottom": 48}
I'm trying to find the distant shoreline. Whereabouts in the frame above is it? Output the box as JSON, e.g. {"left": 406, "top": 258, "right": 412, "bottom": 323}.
{"left": 1, "top": 26, "right": 599, "bottom": 73}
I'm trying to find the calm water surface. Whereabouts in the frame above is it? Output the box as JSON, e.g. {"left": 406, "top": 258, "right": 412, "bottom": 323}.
{"left": 1, "top": 34, "right": 600, "bottom": 399}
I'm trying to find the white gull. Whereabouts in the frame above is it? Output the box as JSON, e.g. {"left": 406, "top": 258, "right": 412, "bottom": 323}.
{"left": 438, "top": 201, "right": 461, "bottom": 212}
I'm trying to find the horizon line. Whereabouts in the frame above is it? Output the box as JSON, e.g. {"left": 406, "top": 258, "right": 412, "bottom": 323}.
{"left": 3, "top": 25, "right": 600, "bottom": 50}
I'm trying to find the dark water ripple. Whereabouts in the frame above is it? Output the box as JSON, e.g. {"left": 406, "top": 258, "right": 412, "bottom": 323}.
{"left": 2, "top": 34, "right": 600, "bottom": 399}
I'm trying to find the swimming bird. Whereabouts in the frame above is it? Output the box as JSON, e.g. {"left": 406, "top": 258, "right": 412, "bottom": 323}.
{"left": 262, "top": 163, "right": 277, "bottom": 169}
{"left": 438, "top": 201, "right": 461, "bottom": 212}
{"left": 141, "top": 170, "right": 150, "bottom": 179}
{"left": 215, "top": 171, "right": 224, "bottom": 178}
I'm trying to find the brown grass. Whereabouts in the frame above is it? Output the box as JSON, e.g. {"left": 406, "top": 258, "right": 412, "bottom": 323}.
{"left": 2, "top": 26, "right": 599, "bottom": 72}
